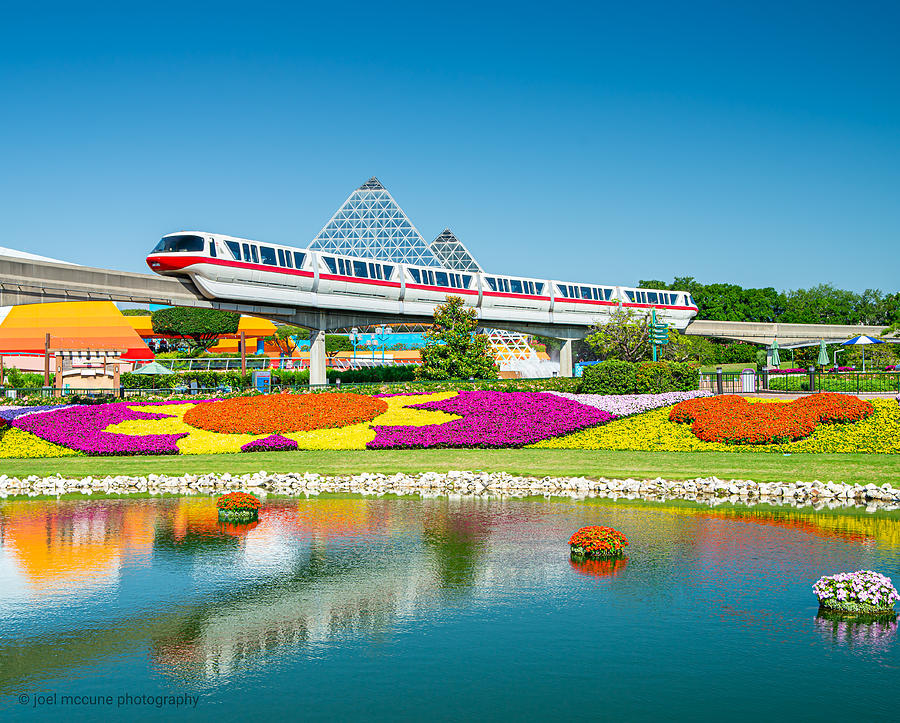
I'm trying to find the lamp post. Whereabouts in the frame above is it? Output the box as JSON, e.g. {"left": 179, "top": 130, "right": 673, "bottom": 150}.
{"left": 833, "top": 348, "right": 846, "bottom": 369}
{"left": 374, "top": 325, "right": 392, "bottom": 363}
{"left": 349, "top": 327, "right": 360, "bottom": 362}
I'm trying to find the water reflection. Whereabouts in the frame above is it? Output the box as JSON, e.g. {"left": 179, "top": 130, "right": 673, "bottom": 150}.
{"left": 815, "top": 609, "right": 898, "bottom": 648}
{"left": 0, "top": 496, "right": 898, "bottom": 699}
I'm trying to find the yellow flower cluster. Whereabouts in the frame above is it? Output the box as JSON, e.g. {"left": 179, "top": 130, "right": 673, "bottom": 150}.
{"left": 532, "top": 399, "right": 900, "bottom": 454}
{"left": 106, "top": 392, "right": 461, "bottom": 454}
{"left": 0, "top": 427, "right": 81, "bottom": 458}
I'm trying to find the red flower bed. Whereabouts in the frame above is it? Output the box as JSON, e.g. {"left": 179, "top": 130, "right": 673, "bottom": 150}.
{"left": 669, "top": 393, "right": 873, "bottom": 445}
{"left": 184, "top": 393, "right": 387, "bottom": 434}
{"left": 569, "top": 526, "right": 629, "bottom": 558}
{"left": 216, "top": 492, "right": 262, "bottom": 511}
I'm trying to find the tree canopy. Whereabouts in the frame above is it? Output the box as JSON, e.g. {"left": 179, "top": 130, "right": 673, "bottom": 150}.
{"left": 417, "top": 296, "right": 499, "bottom": 380}
{"left": 151, "top": 307, "right": 240, "bottom": 355}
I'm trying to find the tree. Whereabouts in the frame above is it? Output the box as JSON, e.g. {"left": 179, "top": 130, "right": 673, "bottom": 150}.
{"left": 585, "top": 308, "right": 650, "bottom": 362}
{"left": 151, "top": 307, "right": 240, "bottom": 356}
{"left": 266, "top": 325, "right": 305, "bottom": 356}
{"left": 661, "top": 330, "right": 716, "bottom": 364}
{"left": 417, "top": 296, "right": 499, "bottom": 380}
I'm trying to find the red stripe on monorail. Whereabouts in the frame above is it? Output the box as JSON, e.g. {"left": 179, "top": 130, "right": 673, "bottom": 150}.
{"left": 552, "top": 297, "right": 618, "bottom": 306}
{"left": 482, "top": 291, "right": 551, "bottom": 301}
{"left": 319, "top": 273, "right": 401, "bottom": 288}
{"left": 406, "top": 283, "right": 478, "bottom": 295}
{"left": 622, "top": 302, "right": 698, "bottom": 311}
{"left": 147, "top": 254, "right": 315, "bottom": 277}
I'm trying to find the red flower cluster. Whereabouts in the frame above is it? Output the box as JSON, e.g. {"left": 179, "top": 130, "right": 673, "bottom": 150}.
{"left": 216, "top": 491, "right": 262, "bottom": 511}
{"left": 669, "top": 393, "right": 873, "bottom": 445}
{"left": 569, "top": 526, "right": 629, "bottom": 558}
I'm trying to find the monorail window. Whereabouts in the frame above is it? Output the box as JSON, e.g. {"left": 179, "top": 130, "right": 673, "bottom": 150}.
{"left": 323, "top": 257, "right": 338, "bottom": 274}
{"left": 647, "top": 292, "right": 658, "bottom": 304}
{"left": 624, "top": 290, "right": 635, "bottom": 302}
{"left": 251, "top": 246, "right": 259, "bottom": 264}
{"left": 283, "top": 250, "right": 293, "bottom": 268}
{"left": 152, "top": 235, "right": 205, "bottom": 253}
{"left": 435, "top": 271, "right": 448, "bottom": 287}
{"left": 277, "top": 249, "right": 286, "bottom": 266}
{"left": 225, "top": 241, "right": 241, "bottom": 260}
{"left": 260, "top": 247, "right": 277, "bottom": 266}
{"left": 409, "top": 268, "right": 421, "bottom": 283}
{"left": 294, "top": 252, "right": 306, "bottom": 268}
{"left": 208, "top": 240, "right": 217, "bottom": 258}
{"left": 242, "top": 243, "right": 251, "bottom": 262}
{"left": 463, "top": 275, "right": 472, "bottom": 288}
{"left": 353, "top": 260, "right": 368, "bottom": 278}
{"left": 506, "top": 279, "right": 520, "bottom": 294}
{"left": 369, "top": 263, "right": 379, "bottom": 279}
{"left": 382, "top": 265, "right": 393, "bottom": 279}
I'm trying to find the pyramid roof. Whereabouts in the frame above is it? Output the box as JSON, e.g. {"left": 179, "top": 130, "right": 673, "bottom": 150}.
{"left": 429, "top": 229, "right": 483, "bottom": 272}
{"left": 308, "top": 177, "right": 442, "bottom": 266}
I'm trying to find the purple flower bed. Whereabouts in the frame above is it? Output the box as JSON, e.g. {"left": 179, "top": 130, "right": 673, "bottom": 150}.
{"left": 367, "top": 391, "right": 612, "bottom": 449}
{"left": 769, "top": 368, "right": 806, "bottom": 374}
{"left": 0, "top": 404, "right": 71, "bottom": 423}
{"left": 547, "top": 390, "right": 711, "bottom": 417}
{"left": 240, "top": 434, "right": 298, "bottom": 452}
{"left": 12, "top": 402, "right": 193, "bottom": 455}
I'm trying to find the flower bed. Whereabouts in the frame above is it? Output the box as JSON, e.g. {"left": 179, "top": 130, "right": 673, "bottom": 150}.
{"left": 569, "top": 526, "right": 628, "bottom": 558}
{"left": 813, "top": 570, "right": 899, "bottom": 615}
{"left": 669, "top": 393, "right": 873, "bottom": 444}
{"left": 216, "top": 491, "right": 261, "bottom": 522}
{"left": 548, "top": 390, "right": 710, "bottom": 417}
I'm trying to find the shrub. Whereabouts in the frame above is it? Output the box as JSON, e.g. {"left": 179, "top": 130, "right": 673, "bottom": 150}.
{"left": 569, "top": 526, "right": 629, "bottom": 558}
{"left": 580, "top": 361, "right": 698, "bottom": 394}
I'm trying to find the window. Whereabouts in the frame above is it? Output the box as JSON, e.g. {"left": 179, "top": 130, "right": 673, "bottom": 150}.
{"left": 353, "top": 260, "right": 368, "bottom": 277}
{"left": 558, "top": 285, "right": 568, "bottom": 298}
{"left": 382, "top": 265, "right": 393, "bottom": 279}
{"left": 208, "top": 240, "right": 217, "bottom": 258}
{"left": 486, "top": 278, "right": 497, "bottom": 291}
{"left": 435, "top": 271, "right": 448, "bottom": 287}
{"left": 462, "top": 275, "right": 472, "bottom": 288}
{"left": 625, "top": 290, "right": 635, "bottom": 302}
{"left": 323, "top": 257, "right": 338, "bottom": 274}
{"left": 535, "top": 282, "right": 545, "bottom": 296}
{"left": 277, "top": 249, "right": 286, "bottom": 266}
{"left": 647, "top": 292, "right": 658, "bottom": 304}
{"left": 509, "top": 279, "right": 523, "bottom": 294}
{"left": 294, "top": 252, "right": 305, "bottom": 268}
{"left": 259, "top": 246, "right": 276, "bottom": 265}
{"left": 152, "top": 235, "right": 205, "bottom": 253}
{"left": 409, "top": 268, "right": 421, "bottom": 283}
{"left": 284, "top": 251, "right": 293, "bottom": 268}
{"left": 242, "top": 243, "right": 251, "bottom": 262}
{"left": 226, "top": 241, "right": 241, "bottom": 260}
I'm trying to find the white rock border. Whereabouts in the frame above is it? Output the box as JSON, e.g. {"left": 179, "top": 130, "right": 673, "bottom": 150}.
{"left": 1, "top": 471, "right": 898, "bottom": 511}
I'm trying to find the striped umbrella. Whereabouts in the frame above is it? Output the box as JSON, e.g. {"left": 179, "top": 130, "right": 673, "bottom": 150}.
{"left": 770, "top": 339, "right": 780, "bottom": 368}
{"left": 840, "top": 335, "right": 884, "bottom": 372}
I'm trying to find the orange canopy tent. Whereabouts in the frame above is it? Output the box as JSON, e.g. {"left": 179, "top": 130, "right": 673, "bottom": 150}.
{"left": 0, "top": 301, "right": 153, "bottom": 360}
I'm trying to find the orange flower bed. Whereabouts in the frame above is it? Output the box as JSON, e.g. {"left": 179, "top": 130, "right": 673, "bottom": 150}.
{"left": 669, "top": 393, "right": 873, "bottom": 445}
{"left": 569, "top": 526, "right": 629, "bottom": 558}
{"left": 184, "top": 393, "right": 388, "bottom": 435}
{"left": 216, "top": 491, "right": 262, "bottom": 511}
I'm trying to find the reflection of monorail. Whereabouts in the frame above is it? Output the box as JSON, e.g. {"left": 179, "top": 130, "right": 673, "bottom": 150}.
{"left": 147, "top": 232, "right": 699, "bottom": 329}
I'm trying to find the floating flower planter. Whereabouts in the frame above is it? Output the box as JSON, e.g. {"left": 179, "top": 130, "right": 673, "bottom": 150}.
{"left": 569, "top": 526, "right": 628, "bottom": 559}
{"left": 813, "top": 570, "right": 899, "bottom": 616}
{"left": 216, "top": 491, "right": 261, "bottom": 523}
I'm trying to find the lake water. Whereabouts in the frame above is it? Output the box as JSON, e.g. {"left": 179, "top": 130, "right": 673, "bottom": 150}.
{"left": 0, "top": 496, "right": 898, "bottom": 721}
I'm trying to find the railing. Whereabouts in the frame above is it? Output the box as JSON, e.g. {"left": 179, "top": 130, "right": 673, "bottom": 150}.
{"left": 699, "top": 368, "right": 900, "bottom": 395}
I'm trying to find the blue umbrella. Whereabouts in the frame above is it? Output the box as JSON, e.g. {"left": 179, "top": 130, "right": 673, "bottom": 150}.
{"left": 840, "top": 335, "right": 884, "bottom": 372}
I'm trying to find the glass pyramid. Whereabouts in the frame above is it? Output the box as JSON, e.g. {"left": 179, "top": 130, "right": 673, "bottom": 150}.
{"left": 428, "top": 229, "right": 483, "bottom": 272}
{"left": 308, "top": 177, "right": 442, "bottom": 266}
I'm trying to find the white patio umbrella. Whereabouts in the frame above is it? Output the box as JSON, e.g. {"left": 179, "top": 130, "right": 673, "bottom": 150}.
{"left": 839, "top": 335, "right": 885, "bottom": 372}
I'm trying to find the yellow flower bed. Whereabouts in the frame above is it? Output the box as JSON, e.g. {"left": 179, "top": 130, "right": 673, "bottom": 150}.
{"left": 0, "top": 427, "right": 81, "bottom": 458}
{"left": 106, "top": 392, "right": 461, "bottom": 454}
{"left": 531, "top": 399, "right": 900, "bottom": 454}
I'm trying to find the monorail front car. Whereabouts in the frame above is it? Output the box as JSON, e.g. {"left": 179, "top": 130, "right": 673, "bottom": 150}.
{"left": 147, "top": 232, "right": 698, "bottom": 329}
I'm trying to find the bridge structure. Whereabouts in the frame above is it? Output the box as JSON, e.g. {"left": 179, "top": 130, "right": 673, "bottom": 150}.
{"left": 2, "top": 251, "right": 893, "bottom": 381}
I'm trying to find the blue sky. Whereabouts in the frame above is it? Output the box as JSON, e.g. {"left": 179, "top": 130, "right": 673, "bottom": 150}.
{"left": 1, "top": 1, "right": 897, "bottom": 292}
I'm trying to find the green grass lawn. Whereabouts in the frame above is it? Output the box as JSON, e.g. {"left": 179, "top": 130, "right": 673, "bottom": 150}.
{"left": 0, "top": 449, "right": 896, "bottom": 485}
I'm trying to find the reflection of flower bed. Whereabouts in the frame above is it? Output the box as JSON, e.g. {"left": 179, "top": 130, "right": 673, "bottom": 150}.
{"left": 670, "top": 393, "right": 873, "bottom": 444}
{"left": 569, "top": 556, "right": 628, "bottom": 578}
{"left": 569, "top": 526, "right": 628, "bottom": 559}
{"left": 216, "top": 492, "right": 261, "bottom": 522}
{"left": 813, "top": 570, "right": 899, "bottom": 615}
{"left": 815, "top": 610, "right": 897, "bottom": 647}
{"left": 184, "top": 393, "right": 387, "bottom": 434}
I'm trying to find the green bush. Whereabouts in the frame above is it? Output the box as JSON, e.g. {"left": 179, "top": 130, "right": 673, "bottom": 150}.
{"left": 579, "top": 361, "right": 698, "bottom": 394}
{"left": 3, "top": 368, "right": 44, "bottom": 388}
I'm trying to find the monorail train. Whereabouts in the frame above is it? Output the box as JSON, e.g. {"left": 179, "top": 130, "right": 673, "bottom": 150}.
{"left": 147, "top": 232, "right": 698, "bottom": 329}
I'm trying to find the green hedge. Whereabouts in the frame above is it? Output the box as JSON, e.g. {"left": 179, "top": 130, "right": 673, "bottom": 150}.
{"left": 579, "top": 361, "right": 698, "bottom": 394}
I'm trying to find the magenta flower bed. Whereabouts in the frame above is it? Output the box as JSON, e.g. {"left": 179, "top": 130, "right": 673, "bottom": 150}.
{"left": 367, "top": 391, "right": 613, "bottom": 449}
{"left": 240, "top": 434, "right": 298, "bottom": 452}
{"left": 12, "top": 402, "right": 192, "bottom": 455}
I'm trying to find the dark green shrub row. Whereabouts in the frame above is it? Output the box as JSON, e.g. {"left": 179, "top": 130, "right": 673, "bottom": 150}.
{"left": 579, "top": 361, "right": 698, "bottom": 394}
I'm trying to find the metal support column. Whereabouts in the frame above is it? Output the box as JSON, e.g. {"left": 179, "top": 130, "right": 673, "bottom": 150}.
{"left": 560, "top": 340, "right": 573, "bottom": 378}
{"left": 309, "top": 329, "right": 326, "bottom": 386}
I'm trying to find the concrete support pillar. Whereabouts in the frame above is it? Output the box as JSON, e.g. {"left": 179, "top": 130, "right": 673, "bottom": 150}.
{"left": 559, "top": 339, "right": 573, "bottom": 378}
{"left": 309, "top": 329, "right": 326, "bottom": 386}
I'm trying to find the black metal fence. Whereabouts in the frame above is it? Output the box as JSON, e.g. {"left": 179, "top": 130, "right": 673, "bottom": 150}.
{"left": 699, "top": 368, "right": 900, "bottom": 395}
